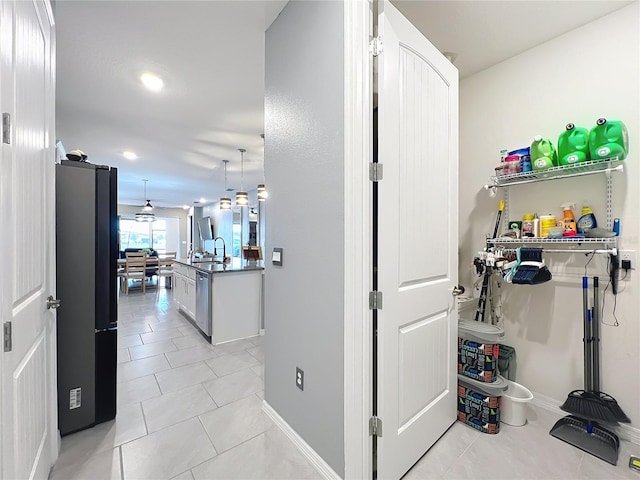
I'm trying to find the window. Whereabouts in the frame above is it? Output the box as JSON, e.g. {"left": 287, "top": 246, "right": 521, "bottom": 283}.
{"left": 119, "top": 219, "right": 150, "bottom": 250}
{"left": 119, "top": 217, "right": 181, "bottom": 256}
{"left": 151, "top": 220, "right": 167, "bottom": 252}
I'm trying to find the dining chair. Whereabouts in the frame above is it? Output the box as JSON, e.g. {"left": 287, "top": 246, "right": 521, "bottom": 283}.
{"left": 155, "top": 251, "right": 176, "bottom": 299}
{"left": 116, "top": 261, "right": 126, "bottom": 293}
{"left": 124, "top": 251, "right": 147, "bottom": 294}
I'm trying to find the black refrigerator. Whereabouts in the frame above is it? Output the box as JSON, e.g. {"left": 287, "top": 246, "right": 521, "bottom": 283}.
{"left": 56, "top": 160, "right": 118, "bottom": 436}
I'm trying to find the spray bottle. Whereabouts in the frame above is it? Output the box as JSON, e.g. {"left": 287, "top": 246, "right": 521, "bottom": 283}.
{"left": 561, "top": 202, "right": 577, "bottom": 236}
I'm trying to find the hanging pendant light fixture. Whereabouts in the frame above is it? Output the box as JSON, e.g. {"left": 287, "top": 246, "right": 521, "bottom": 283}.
{"left": 257, "top": 134, "right": 268, "bottom": 201}
{"left": 220, "top": 159, "right": 232, "bottom": 210}
{"left": 136, "top": 179, "right": 156, "bottom": 222}
{"left": 257, "top": 184, "right": 268, "bottom": 201}
{"left": 235, "top": 148, "right": 248, "bottom": 207}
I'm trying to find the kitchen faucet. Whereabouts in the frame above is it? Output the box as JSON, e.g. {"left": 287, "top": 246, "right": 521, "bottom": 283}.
{"left": 212, "top": 237, "right": 226, "bottom": 263}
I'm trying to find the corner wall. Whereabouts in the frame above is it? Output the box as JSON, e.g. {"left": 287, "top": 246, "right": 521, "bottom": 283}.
{"left": 459, "top": 3, "right": 640, "bottom": 426}
{"left": 264, "top": 1, "right": 345, "bottom": 475}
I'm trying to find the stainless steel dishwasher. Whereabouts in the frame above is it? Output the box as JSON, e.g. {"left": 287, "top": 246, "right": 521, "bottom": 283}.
{"left": 195, "top": 271, "right": 212, "bottom": 338}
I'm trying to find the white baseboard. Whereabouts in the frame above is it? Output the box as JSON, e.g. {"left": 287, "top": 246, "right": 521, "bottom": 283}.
{"left": 262, "top": 401, "right": 341, "bottom": 480}
{"left": 531, "top": 391, "right": 640, "bottom": 445}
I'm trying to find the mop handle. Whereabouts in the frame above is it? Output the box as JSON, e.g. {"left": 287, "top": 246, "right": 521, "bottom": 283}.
{"left": 593, "top": 276, "right": 600, "bottom": 391}
{"left": 475, "top": 200, "right": 504, "bottom": 323}
{"left": 583, "top": 276, "right": 592, "bottom": 392}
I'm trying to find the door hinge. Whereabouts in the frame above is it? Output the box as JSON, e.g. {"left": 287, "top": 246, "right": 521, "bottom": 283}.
{"left": 2, "top": 113, "right": 11, "bottom": 144}
{"left": 370, "top": 36, "right": 383, "bottom": 57}
{"left": 369, "top": 416, "right": 382, "bottom": 437}
{"left": 369, "top": 163, "right": 383, "bottom": 182}
{"left": 3, "top": 322, "right": 12, "bottom": 352}
{"left": 369, "top": 291, "right": 383, "bottom": 310}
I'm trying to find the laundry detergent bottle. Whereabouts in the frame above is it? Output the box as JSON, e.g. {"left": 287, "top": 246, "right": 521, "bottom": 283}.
{"left": 589, "top": 118, "right": 629, "bottom": 161}
{"left": 530, "top": 135, "right": 557, "bottom": 171}
{"left": 577, "top": 206, "right": 597, "bottom": 234}
{"left": 558, "top": 123, "right": 590, "bottom": 166}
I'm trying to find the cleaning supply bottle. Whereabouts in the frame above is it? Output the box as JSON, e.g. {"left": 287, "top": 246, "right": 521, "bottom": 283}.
{"left": 522, "top": 213, "right": 534, "bottom": 237}
{"left": 577, "top": 206, "right": 597, "bottom": 234}
{"left": 589, "top": 118, "right": 629, "bottom": 161}
{"left": 558, "top": 123, "right": 590, "bottom": 166}
{"left": 530, "top": 135, "right": 557, "bottom": 171}
{"left": 561, "top": 203, "right": 577, "bottom": 236}
{"left": 532, "top": 213, "right": 540, "bottom": 237}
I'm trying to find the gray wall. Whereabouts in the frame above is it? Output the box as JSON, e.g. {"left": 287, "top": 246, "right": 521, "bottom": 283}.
{"left": 264, "top": 1, "right": 345, "bottom": 475}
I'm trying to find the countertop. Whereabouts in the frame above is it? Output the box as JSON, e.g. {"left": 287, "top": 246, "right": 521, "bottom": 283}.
{"left": 174, "top": 258, "right": 264, "bottom": 275}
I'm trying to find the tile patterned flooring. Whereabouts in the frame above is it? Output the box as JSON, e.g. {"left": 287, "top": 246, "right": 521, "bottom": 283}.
{"left": 49, "top": 290, "right": 320, "bottom": 480}
{"left": 50, "top": 291, "right": 639, "bottom": 479}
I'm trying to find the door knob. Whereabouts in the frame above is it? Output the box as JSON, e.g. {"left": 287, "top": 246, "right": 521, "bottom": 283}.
{"left": 451, "top": 285, "right": 465, "bottom": 296}
{"left": 46, "top": 295, "right": 61, "bottom": 309}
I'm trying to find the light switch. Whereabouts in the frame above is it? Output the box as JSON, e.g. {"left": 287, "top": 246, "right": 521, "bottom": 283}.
{"left": 272, "top": 248, "right": 283, "bottom": 266}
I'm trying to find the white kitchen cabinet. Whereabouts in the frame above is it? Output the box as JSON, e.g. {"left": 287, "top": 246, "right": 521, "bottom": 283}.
{"left": 173, "top": 271, "right": 195, "bottom": 321}
{"left": 184, "top": 277, "right": 196, "bottom": 320}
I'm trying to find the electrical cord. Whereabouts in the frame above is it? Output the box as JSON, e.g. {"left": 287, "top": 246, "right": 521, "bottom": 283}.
{"left": 583, "top": 250, "right": 596, "bottom": 275}
{"left": 601, "top": 255, "right": 621, "bottom": 327}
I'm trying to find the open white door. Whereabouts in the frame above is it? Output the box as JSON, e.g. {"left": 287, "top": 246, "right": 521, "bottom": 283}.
{"left": 376, "top": 1, "right": 458, "bottom": 478}
{"left": 0, "top": 0, "right": 58, "bottom": 478}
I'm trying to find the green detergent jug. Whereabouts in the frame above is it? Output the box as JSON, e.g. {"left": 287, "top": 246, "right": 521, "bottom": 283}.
{"left": 589, "top": 118, "right": 629, "bottom": 161}
{"left": 558, "top": 123, "right": 590, "bottom": 166}
{"left": 530, "top": 135, "right": 557, "bottom": 171}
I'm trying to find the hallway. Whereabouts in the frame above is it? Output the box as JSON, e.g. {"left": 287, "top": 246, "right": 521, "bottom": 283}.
{"left": 50, "top": 290, "right": 321, "bottom": 480}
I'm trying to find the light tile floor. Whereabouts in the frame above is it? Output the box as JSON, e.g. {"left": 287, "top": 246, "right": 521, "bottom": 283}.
{"left": 50, "top": 290, "right": 320, "bottom": 480}
{"left": 50, "top": 290, "right": 639, "bottom": 479}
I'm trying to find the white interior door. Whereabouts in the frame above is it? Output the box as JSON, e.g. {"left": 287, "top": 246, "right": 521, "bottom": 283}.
{"left": 0, "top": 1, "right": 58, "bottom": 478}
{"left": 376, "top": 1, "right": 458, "bottom": 478}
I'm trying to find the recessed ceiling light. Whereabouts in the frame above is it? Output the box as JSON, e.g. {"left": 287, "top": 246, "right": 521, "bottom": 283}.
{"left": 123, "top": 151, "right": 138, "bottom": 160}
{"left": 199, "top": 197, "right": 206, "bottom": 203}
{"left": 140, "top": 72, "right": 164, "bottom": 92}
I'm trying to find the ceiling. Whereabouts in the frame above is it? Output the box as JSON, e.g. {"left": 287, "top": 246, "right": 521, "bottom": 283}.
{"left": 55, "top": 0, "right": 633, "bottom": 209}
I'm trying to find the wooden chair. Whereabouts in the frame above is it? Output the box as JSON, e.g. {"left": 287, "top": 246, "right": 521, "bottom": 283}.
{"left": 116, "top": 261, "right": 126, "bottom": 293}
{"left": 155, "top": 252, "right": 176, "bottom": 298}
{"left": 124, "top": 251, "right": 147, "bottom": 294}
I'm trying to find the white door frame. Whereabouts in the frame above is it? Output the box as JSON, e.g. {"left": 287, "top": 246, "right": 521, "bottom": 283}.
{"left": 343, "top": 1, "right": 373, "bottom": 479}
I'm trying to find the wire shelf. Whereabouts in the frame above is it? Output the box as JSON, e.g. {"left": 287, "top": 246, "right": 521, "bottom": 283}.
{"left": 487, "top": 236, "right": 618, "bottom": 254}
{"left": 488, "top": 237, "right": 616, "bottom": 245}
{"left": 485, "top": 158, "right": 624, "bottom": 188}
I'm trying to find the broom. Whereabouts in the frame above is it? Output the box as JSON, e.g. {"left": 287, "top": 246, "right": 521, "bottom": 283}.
{"left": 588, "top": 277, "right": 630, "bottom": 423}
{"left": 560, "top": 277, "right": 620, "bottom": 422}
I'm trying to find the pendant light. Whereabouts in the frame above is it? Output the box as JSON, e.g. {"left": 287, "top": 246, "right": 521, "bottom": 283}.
{"left": 235, "top": 148, "right": 248, "bottom": 207}
{"left": 257, "top": 184, "right": 268, "bottom": 201}
{"left": 257, "top": 134, "right": 268, "bottom": 201}
{"left": 220, "top": 160, "right": 232, "bottom": 210}
{"left": 135, "top": 179, "right": 156, "bottom": 222}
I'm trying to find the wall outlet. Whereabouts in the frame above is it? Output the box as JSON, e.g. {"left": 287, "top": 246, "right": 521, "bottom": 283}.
{"left": 619, "top": 250, "right": 636, "bottom": 270}
{"left": 296, "top": 367, "right": 304, "bottom": 391}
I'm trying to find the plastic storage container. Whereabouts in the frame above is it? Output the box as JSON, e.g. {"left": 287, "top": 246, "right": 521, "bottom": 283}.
{"left": 458, "top": 320, "right": 505, "bottom": 383}
{"left": 501, "top": 380, "right": 533, "bottom": 427}
{"left": 558, "top": 123, "right": 590, "bottom": 166}
{"left": 457, "top": 375, "right": 508, "bottom": 434}
{"left": 589, "top": 118, "right": 629, "bottom": 161}
{"left": 530, "top": 135, "right": 558, "bottom": 171}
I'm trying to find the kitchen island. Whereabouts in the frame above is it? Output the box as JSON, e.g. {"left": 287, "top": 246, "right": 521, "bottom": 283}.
{"left": 173, "top": 258, "right": 263, "bottom": 345}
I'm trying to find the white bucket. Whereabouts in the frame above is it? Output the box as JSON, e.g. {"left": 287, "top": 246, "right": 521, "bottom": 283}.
{"left": 501, "top": 380, "right": 533, "bottom": 426}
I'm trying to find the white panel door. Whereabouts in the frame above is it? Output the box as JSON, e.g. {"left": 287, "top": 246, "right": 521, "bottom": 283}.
{"left": 376, "top": 1, "right": 458, "bottom": 478}
{"left": 0, "top": 1, "right": 58, "bottom": 479}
